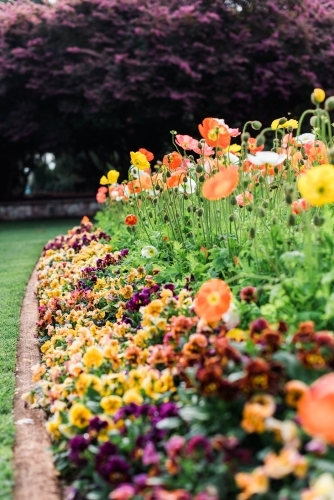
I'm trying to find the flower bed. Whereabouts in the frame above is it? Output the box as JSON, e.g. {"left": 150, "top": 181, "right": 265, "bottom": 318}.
{"left": 27, "top": 91, "right": 334, "bottom": 500}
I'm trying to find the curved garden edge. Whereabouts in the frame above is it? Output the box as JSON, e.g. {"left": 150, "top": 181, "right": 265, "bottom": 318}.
{"left": 13, "top": 264, "right": 61, "bottom": 500}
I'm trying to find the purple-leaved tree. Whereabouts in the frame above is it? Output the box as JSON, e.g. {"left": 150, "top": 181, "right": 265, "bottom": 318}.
{"left": 0, "top": 0, "right": 334, "bottom": 199}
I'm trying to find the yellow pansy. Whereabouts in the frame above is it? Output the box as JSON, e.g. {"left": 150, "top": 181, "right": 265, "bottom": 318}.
{"left": 100, "top": 169, "right": 120, "bottom": 185}
{"left": 130, "top": 151, "right": 150, "bottom": 170}
{"left": 123, "top": 388, "right": 143, "bottom": 405}
{"left": 83, "top": 346, "right": 104, "bottom": 369}
{"left": 69, "top": 403, "right": 92, "bottom": 428}
{"left": 226, "top": 328, "right": 247, "bottom": 342}
{"left": 100, "top": 395, "right": 123, "bottom": 415}
{"left": 298, "top": 164, "right": 334, "bottom": 206}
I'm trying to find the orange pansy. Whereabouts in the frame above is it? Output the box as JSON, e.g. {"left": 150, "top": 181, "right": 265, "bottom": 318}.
{"left": 194, "top": 278, "right": 231, "bottom": 322}
{"left": 202, "top": 167, "right": 239, "bottom": 201}
{"left": 198, "top": 118, "right": 231, "bottom": 149}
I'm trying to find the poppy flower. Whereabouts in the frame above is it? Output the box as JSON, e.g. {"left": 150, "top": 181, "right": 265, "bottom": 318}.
{"left": 175, "top": 134, "right": 197, "bottom": 150}
{"left": 166, "top": 168, "right": 187, "bottom": 188}
{"left": 194, "top": 278, "right": 231, "bottom": 322}
{"left": 291, "top": 198, "right": 311, "bottom": 214}
{"left": 298, "top": 373, "right": 334, "bottom": 444}
{"left": 236, "top": 191, "right": 253, "bottom": 207}
{"left": 124, "top": 214, "right": 138, "bottom": 226}
{"left": 198, "top": 118, "right": 231, "bottom": 149}
{"left": 138, "top": 148, "right": 154, "bottom": 161}
{"left": 247, "top": 137, "right": 264, "bottom": 154}
{"left": 202, "top": 167, "right": 239, "bottom": 201}
{"left": 163, "top": 151, "right": 183, "bottom": 171}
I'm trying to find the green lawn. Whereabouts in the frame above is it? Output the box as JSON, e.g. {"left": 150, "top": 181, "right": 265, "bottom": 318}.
{"left": 0, "top": 218, "right": 79, "bottom": 498}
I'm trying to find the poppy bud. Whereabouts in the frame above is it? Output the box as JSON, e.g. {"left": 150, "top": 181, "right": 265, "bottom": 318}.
{"left": 229, "top": 214, "right": 234, "bottom": 222}
{"left": 259, "top": 175, "right": 265, "bottom": 184}
{"left": 251, "top": 121, "right": 262, "bottom": 130}
{"left": 198, "top": 175, "right": 205, "bottom": 182}
{"left": 230, "top": 196, "right": 237, "bottom": 206}
{"left": 287, "top": 126, "right": 293, "bottom": 133}
{"left": 285, "top": 194, "right": 293, "bottom": 204}
{"left": 257, "top": 208, "right": 265, "bottom": 218}
{"left": 196, "top": 165, "right": 203, "bottom": 173}
{"left": 170, "top": 130, "right": 177, "bottom": 135}
{"left": 310, "top": 116, "right": 317, "bottom": 127}
{"left": 186, "top": 232, "right": 193, "bottom": 238}
{"left": 246, "top": 204, "right": 253, "bottom": 212}
{"left": 188, "top": 155, "right": 194, "bottom": 161}
{"left": 152, "top": 198, "right": 158, "bottom": 204}
{"left": 274, "top": 166, "right": 279, "bottom": 174}
{"left": 325, "top": 96, "right": 334, "bottom": 111}
{"left": 193, "top": 206, "right": 197, "bottom": 212}
{"left": 249, "top": 227, "right": 256, "bottom": 238}
{"left": 200, "top": 139, "right": 206, "bottom": 143}
{"left": 164, "top": 215, "right": 169, "bottom": 222}
{"left": 197, "top": 209, "right": 203, "bottom": 216}
{"left": 314, "top": 215, "right": 325, "bottom": 227}
{"left": 287, "top": 214, "right": 296, "bottom": 226}
{"left": 187, "top": 206, "right": 192, "bottom": 213}
{"left": 256, "top": 135, "right": 265, "bottom": 147}
{"left": 241, "top": 132, "right": 250, "bottom": 141}
{"left": 242, "top": 178, "right": 249, "bottom": 188}
{"left": 166, "top": 171, "right": 171, "bottom": 178}
{"left": 279, "top": 117, "right": 287, "bottom": 125}
{"left": 313, "top": 88, "right": 326, "bottom": 103}
{"left": 262, "top": 201, "right": 269, "bottom": 208}
{"left": 197, "top": 142, "right": 203, "bottom": 149}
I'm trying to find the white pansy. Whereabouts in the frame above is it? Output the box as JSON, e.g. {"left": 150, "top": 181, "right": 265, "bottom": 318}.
{"left": 295, "top": 133, "right": 316, "bottom": 145}
{"left": 247, "top": 152, "right": 287, "bottom": 166}
{"left": 222, "top": 303, "right": 240, "bottom": 330}
{"left": 141, "top": 245, "right": 158, "bottom": 258}
{"left": 178, "top": 177, "right": 197, "bottom": 195}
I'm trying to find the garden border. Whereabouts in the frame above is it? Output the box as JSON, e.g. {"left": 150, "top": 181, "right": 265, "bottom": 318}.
{"left": 13, "top": 265, "right": 61, "bottom": 500}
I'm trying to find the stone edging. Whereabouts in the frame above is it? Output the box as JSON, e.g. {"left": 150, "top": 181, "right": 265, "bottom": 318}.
{"left": 13, "top": 265, "right": 61, "bottom": 500}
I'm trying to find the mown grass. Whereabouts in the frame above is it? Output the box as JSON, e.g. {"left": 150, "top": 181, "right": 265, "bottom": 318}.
{"left": 0, "top": 218, "right": 79, "bottom": 499}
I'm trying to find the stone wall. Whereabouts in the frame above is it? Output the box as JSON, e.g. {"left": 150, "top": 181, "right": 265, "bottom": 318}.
{"left": 0, "top": 197, "right": 100, "bottom": 221}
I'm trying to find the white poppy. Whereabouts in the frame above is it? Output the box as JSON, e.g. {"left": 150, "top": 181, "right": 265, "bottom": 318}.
{"left": 247, "top": 151, "right": 287, "bottom": 166}
{"left": 222, "top": 152, "right": 240, "bottom": 165}
{"left": 178, "top": 177, "right": 197, "bottom": 195}
{"left": 295, "top": 133, "right": 316, "bottom": 145}
{"left": 129, "top": 165, "right": 147, "bottom": 179}
{"left": 222, "top": 303, "right": 240, "bottom": 330}
{"left": 141, "top": 245, "right": 158, "bottom": 258}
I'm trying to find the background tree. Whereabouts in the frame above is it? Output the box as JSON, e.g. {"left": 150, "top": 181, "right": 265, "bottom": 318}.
{"left": 0, "top": 0, "right": 334, "bottom": 200}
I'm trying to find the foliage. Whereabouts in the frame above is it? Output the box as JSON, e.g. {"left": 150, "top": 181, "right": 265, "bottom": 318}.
{"left": 1, "top": 0, "right": 334, "bottom": 198}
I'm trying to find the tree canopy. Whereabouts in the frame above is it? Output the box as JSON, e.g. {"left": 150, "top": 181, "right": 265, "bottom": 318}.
{"left": 0, "top": 0, "right": 334, "bottom": 199}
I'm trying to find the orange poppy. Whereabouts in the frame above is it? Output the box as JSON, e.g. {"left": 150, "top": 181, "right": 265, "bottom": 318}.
{"left": 198, "top": 118, "right": 231, "bottom": 149}
{"left": 127, "top": 174, "right": 153, "bottom": 194}
{"left": 138, "top": 148, "right": 154, "bottom": 161}
{"left": 247, "top": 137, "right": 264, "bottom": 154}
{"left": 163, "top": 151, "right": 183, "bottom": 171}
{"left": 124, "top": 214, "right": 138, "bottom": 226}
{"left": 166, "top": 168, "right": 187, "bottom": 189}
{"left": 298, "top": 373, "right": 334, "bottom": 444}
{"left": 202, "top": 167, "right": 239, "bottom": 200}
{"left": 194, "top": 278, "right": 231, "bottom": 322}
